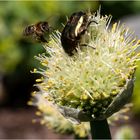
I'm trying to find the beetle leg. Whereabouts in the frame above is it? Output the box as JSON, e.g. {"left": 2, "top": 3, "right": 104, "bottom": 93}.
{"left": 80, "top": 43, "right": 96, "bottom": 49}
{"left": 88, "top": 20, "right": 98, "bottom": 27}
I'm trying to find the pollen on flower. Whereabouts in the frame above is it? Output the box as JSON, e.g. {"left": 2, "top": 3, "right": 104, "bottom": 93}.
{"left": 111, "top": 91, "right": 118, "bottom": 96}
{"left": 40, "top": 119, "right": 46, "bottom": 125}
{"left": 123, "top": 116, "right": 129, "bottom": 120}
{"left": 43, "top": 87, "right": 49, "bottom": 91}
{"left": 45, "top": 71, "right": 51, "bottom": 76}
{"left": 33, "top": 68, "right": 37, "bottom": 73}
{"left": 36, "top": 77, "right": 44, "bottom": 82}
{"left": 35, "top": 111, "right": 42, "bottom": 116}
{"left": 32, "top": 119, "right": 37, "bottom": 124}
{"left": 41, "top": 62, "right": 48, "bottom": 66}
{"left": 111, "top": 22, "right": 117, "bottom": 33}
{"left": 80, "top": 94, "right": 88, "bottom": 100}
{"left": 31, "top": 91, "right": 36, "bottom": 96}
{"left": 101, "top": 92, "right": 110, "bottom": 98}
{"left": 27, "top": 101, "right": 33, "bottom": 106}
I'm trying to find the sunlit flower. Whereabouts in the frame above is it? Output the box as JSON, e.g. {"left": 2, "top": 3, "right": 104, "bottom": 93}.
{"left": 29, "top": 10, "right": 140, "bottom": 136}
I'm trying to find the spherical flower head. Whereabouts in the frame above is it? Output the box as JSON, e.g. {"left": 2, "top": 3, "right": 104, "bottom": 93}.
{"left": 33, "top": 11, "right": 140, "bottom": 124}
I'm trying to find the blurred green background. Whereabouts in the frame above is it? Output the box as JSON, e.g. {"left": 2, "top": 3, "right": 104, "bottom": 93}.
{"left": 0, "top": 1, "right": 140, "bottom": 139}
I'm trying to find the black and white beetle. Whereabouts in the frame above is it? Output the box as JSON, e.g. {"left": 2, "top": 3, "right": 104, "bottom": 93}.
{"left": 61, "top": 11, "right": 97, "bottom": 56}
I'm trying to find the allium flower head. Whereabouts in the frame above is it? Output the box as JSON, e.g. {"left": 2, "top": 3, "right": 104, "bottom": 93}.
{"left": 31, "top": 10, "right": 140, "bottom": 124}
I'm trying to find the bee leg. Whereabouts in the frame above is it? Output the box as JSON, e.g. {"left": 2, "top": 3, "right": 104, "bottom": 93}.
{"left": 40, "top": 35, "right": 48, "bottom": 43}
{"left": 38, "top": 35, "right": 48, "bottom": 43}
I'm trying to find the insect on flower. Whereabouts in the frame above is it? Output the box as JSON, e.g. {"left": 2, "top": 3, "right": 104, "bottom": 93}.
{"left": 61, "top": 11, "right": 98, "bottom": 56}
{"left": 23, "top": 21, "right": 51, "bottom": 43}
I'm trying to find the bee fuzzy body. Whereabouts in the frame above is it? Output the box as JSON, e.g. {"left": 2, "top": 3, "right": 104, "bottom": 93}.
{"left": 23, "top": 21, "right": 50, "bottom": 43}
{"left": 24, "top": 25, "right": 35, "bottom": 36}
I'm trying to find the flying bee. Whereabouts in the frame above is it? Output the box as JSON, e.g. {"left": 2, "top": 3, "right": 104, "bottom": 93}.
{"left": 61, "top": 11, "right": 97, "bottom": 56}
{"left": 23, "top": 21, "right": 50, "bottom": 43}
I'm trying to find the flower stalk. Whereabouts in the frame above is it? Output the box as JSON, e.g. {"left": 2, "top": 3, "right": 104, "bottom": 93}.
{"left": 90, "top": 119, "right": 111, "bottom": 139}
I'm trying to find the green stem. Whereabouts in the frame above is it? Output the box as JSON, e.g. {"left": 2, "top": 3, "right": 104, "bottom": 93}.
{"left": 90, "top": 119, "right": 111, "bottom": 140}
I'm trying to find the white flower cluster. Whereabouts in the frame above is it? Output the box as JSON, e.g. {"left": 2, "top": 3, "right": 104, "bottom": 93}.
{"left": 29, "top": 10, "right": 140, "bottom": 136}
